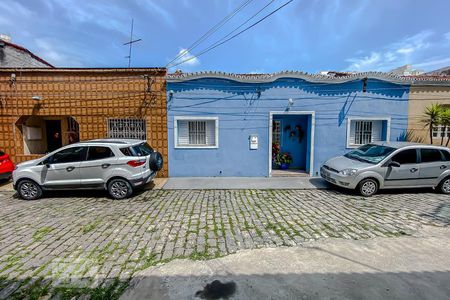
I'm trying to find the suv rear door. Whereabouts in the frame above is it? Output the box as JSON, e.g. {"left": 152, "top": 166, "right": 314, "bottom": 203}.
{"left": 43, "top": 146, "right": 86, "bottom": 188}
{"left": 418, "top": 148, "right": 449, "bottom": 186}
{"left": 384, "top": 148, "right": 420, "bottom": 187}
{"left": 79, "top": 146, "right": 117, "bottom": 188}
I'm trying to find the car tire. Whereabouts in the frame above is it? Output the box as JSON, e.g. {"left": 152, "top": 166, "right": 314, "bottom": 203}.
{"left": 108, "top": 178, "right": 133, "bottom": 200}
{"left": 437, "top": 177, "right": 450, "bottom": 194}
{"left": 149, "top": 152, "right": 163, "bottom": 172}
{"left": 357, "top": 178, "right": 378, "bottom": 197}
{"left": 17, "top": 179, "right": 43, "bottom": 200}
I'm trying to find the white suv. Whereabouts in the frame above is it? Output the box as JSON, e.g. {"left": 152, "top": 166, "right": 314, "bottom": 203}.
{"left": 12, "top": 139, "right": 163, "bottom": 200}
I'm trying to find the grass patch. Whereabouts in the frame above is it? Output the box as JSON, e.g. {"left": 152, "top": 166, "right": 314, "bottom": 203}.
{"left": 82, "top": 220, "right": 101, "bottom": 234}
{"left": 51, "top": 278, "right": 128, "bottom": 300}
{"left": 189, "top": 251, "right": 211, "bottom": 261}
{"left": 33, "top": 227, "right": 53, "bottom": 242}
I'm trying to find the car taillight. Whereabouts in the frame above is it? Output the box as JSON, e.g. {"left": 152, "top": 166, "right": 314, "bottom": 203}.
{"left": 127, "top": 160, "right": 145, "bottom": 167}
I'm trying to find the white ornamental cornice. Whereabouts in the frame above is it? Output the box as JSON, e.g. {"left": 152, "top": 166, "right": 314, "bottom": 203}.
{"left": 166, "top": 71, "right": 450, "bottom": 86}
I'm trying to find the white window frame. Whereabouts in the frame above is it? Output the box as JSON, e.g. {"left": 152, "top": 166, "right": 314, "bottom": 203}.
{"left": 346, "top": 117, "right": 391, "bottom": 148}
{"left": 432, "top": 125, "right": 450, "bottom": 139}
{"left": 174, "top": 116, "right": 219, "bottom": 149}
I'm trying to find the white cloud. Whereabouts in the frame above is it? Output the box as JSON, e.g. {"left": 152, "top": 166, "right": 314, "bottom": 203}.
{"left": 169, "top": 48, "right": 200, "bottom": 68}
{"left": 345, "top": 30, "right": 446, "bottom": 71}
{"left": 34, "top": 38, "right": 84, "bottom": 67}
{"left": 135, "top": 0, "right": 175, "bottom": 28}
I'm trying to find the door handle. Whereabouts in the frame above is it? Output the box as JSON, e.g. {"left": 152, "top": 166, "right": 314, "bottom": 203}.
{"left": 441, "top": 165, "right": 448, "bottom": 170}
{"left": 66, "top": 166, "right": 75, "bottom": 172}
{"left": 101, "top": 163, "right": 111, "bottom": 169}
{"left": 410, "top": 168, "right": 418, "bottom": 173}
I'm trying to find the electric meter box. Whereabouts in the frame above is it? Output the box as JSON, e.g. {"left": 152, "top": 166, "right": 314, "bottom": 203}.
{"left": 249, "top": 134, "right": 258, "bottom": 150}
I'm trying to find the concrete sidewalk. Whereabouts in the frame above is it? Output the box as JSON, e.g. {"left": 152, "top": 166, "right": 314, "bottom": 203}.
{"left": 122, "top": 226, "right": 450, "bottom": 300}
{"left": 162, "top": 177, "right": 329, "bottom": 190}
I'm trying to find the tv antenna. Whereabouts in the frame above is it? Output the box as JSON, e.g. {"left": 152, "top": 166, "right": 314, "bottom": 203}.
{"left": 123, "top": 18, "right": 142, "bottom": 67}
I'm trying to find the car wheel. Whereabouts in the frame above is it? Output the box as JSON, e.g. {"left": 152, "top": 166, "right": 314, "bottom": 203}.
{"left": 357, "top": 178, "right": 378, "bottom": 197}
{"left": 18, "top": 179, "right": 43, "bottom": 200}
{"left": 108, "top": 178, "right": 133, "bottom": 200}
{"left": 438, "top": 177, "right": 450, "bottom": 194}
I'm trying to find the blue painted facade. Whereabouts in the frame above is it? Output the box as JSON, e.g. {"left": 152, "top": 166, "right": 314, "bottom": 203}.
{"left": 167, "top": 76, "right": 410, "bottom": 177}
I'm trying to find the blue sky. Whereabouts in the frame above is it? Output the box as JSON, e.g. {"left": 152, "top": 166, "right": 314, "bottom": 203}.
{"left": 1, "top": 0, "right": 450, "bottom": 73}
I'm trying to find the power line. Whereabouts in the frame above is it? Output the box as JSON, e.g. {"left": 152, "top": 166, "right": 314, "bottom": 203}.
{"left": 168, "top": 0, "right": 294, "bottom": 68}
{"left": 168, "top": 0, "right": 276, "bottom": 69}
{"left": 166, "top": 0, "right": 255, "bottom": 67}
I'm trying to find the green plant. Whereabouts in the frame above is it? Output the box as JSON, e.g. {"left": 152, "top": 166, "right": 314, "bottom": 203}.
{"left": 440, "top": 108, "right": 450, "bottom": 146}
{"left": 273, "top": 152, "right": 292, "bottom": 166}
{"left": 422, "top": 103, "right": 442, "bottom": 144}
{"left": 398, "top": 130, "right": 424, "bottom": 143}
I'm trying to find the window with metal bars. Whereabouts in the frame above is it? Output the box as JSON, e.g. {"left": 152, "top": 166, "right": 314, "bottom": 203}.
{"left": 354, "top": 120, "right": 373, "bottom": 145}
{"left": 176, "top": 117, "right": 217, "bottom": 147}
{"left": 107, "top": 118, "right": 147, "bottom": 140}
{"left": 188, "top": 121, "right": 207, "bottom": 145}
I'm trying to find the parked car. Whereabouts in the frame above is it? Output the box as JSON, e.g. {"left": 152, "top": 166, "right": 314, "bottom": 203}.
{"left": 12, "top": 139, "right": 163, "bottom": 200}
{"left": 0, "top": 150, "right": 15, "bottom": 182}
{"left": 321, "top": 142, "right": 450, "bottom": 196}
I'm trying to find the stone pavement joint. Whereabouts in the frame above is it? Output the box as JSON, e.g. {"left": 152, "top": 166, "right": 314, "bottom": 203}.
{"left": 0, "top": 189, "right": 448, "bottom": 299}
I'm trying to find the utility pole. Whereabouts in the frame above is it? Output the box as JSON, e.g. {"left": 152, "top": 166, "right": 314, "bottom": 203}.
{"left": 123, "top": 18, "right": 142, "bottom": 67}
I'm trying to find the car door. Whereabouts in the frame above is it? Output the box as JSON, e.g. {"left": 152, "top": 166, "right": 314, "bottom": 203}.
{"left": 418, "top": 148, "right": 448, "bottom": 186}
{"left": 42, "top": 146, "right": 87, "bottom": 188}
{"left": 384, "top": 148, "right": 420, "bottom": 187}
{"left": 79, "top": 146, "right": 117, "bottom": 188}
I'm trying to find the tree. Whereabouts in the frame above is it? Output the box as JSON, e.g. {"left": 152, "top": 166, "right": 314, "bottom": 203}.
{"left": 440, "top": 108, "right": 450, "bottom": 146}
{"left": 422, "top": 103, "right": 442, "bottom": 144}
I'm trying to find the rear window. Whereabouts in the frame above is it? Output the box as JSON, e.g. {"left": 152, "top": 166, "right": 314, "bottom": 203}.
{"left": 120, "top": 143, "right": 154, "bottom": 156}
{"left": 0, "top": 150, "right": 4, "bottom": 156}
{"left": 120, "top": 147, "right": 134, "bottom": 156}
{"left": 132, "top": 143, "right": 154, "bottom": 156}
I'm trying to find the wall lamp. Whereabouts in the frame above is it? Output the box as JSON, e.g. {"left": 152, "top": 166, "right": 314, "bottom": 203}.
{"left": 288, "top": 98, "right": 294, "bottom": 107}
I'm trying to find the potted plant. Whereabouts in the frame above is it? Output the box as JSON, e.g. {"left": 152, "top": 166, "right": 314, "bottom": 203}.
{"left": 274, "top": 152, "right": 293, "bottom": 170}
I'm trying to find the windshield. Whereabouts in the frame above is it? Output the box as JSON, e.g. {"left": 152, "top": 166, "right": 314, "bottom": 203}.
{"left": 344, "top": 144, "right": 396, "bottom": 164}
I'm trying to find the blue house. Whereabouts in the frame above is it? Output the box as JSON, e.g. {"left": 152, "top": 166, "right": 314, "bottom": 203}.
{"left": 166, "top": 71, "right": 411, "bottom": 177}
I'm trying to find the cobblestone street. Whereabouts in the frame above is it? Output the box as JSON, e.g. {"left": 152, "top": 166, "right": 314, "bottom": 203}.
{"left": 0, "top": 189, "right": 449, "bottom": 299}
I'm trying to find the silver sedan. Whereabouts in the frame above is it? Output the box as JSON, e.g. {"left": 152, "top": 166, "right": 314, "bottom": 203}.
{"left": 321, "top": 142, "right": 450, "bottom": 196}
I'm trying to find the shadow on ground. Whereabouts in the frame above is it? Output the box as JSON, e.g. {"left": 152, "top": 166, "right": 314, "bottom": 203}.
{"left": 1, "top": 270, "right": 450, "bottom": 299}
{"left": 9, "top": 182, "right": 157, "bottom": 200}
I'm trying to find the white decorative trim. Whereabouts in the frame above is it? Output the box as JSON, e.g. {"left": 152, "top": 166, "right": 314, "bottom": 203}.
{"left": 269, "top": 111, "right": 315, "bottom": 177}
{"left": 346, "top": 117, "right": 391, "bottom": 148}
{"left": 167, "top": 71, "right": 450, "bottom": 86}
{"left": 174, "top": 116, "right": 219, "bottom": 149}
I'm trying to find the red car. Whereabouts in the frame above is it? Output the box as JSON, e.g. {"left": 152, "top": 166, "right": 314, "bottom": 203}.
{"left": 0, "top": 150, "right": 15, "bottom": 181}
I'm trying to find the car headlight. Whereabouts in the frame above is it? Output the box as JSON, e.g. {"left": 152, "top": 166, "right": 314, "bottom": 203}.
{"left": 340, "top": 168, "right": 357, "bottom": 176}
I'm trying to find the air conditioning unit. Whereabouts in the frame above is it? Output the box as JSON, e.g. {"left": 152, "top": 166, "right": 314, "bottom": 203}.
{"left": 24, "top": 126, "right": 42, "bottom": 140}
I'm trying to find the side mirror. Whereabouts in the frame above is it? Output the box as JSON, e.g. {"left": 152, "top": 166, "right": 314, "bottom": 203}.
{"left": 388, "top": 161, "right": 401, "bottom": 168}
